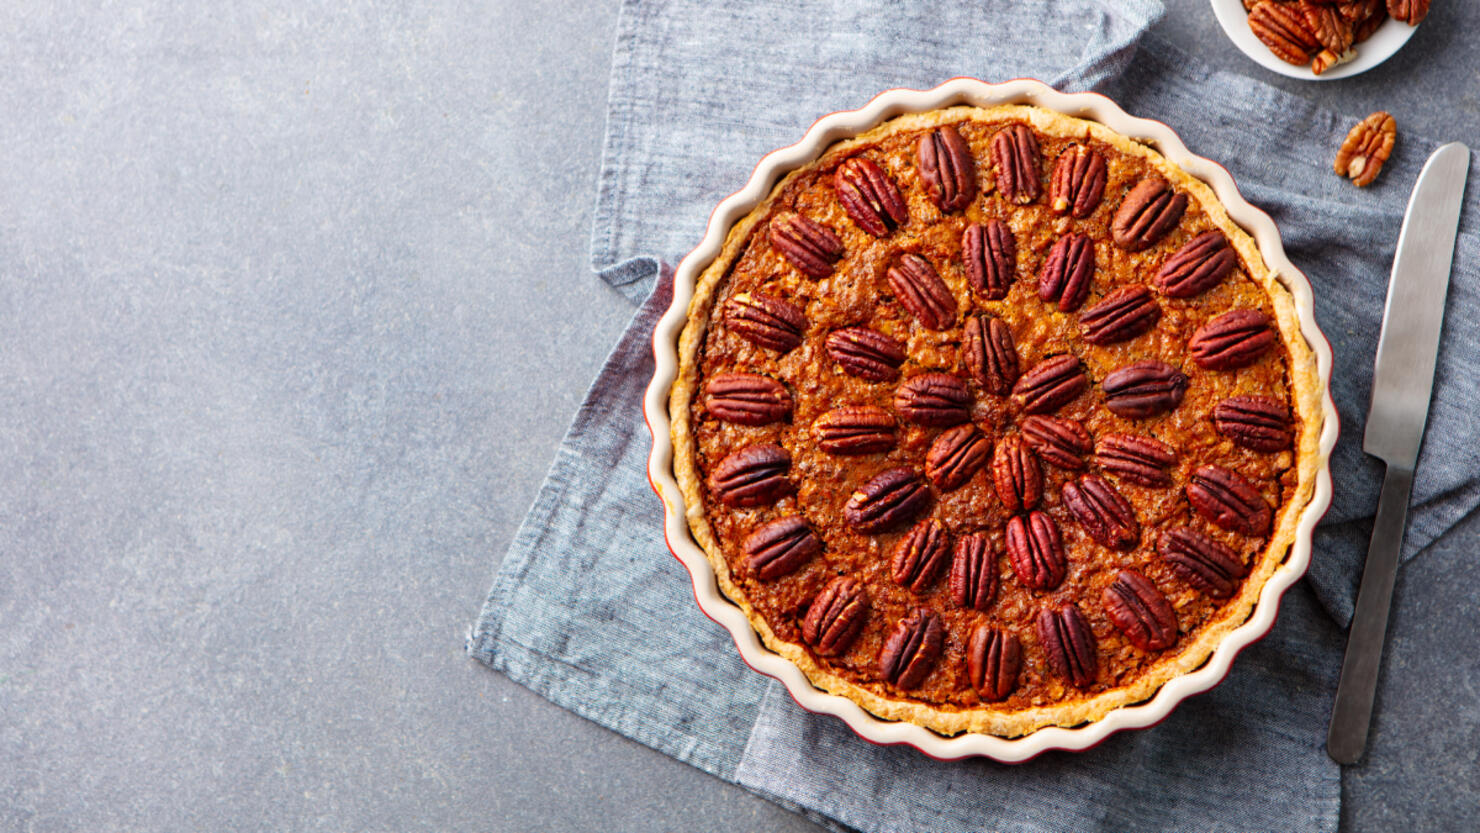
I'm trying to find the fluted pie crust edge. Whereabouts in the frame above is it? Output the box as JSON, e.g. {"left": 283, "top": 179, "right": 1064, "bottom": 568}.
{"left": 669, "top": 105, "right": 1322, "bottom": 738}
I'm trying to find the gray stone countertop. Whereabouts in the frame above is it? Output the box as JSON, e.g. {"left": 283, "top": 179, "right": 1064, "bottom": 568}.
{"left": 3, "top": 2, "right": 1476, "bottom": 831}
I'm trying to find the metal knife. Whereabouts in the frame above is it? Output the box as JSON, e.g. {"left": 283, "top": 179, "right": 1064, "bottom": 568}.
{"left": 1327, "top": 142, "right": 1471, "bottom": 765}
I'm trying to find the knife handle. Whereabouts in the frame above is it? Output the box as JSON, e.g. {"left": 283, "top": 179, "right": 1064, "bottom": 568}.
{"left": 1327, "top": 464, "right": 1415, "bottom": 765}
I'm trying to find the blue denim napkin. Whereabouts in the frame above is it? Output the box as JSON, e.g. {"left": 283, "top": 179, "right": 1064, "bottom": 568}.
{"left": 471, "top": 2, "right": 1479, "bottom": 830}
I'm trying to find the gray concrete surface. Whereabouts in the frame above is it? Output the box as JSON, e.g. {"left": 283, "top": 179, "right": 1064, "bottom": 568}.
{"left": 1, "top": 1, "right": 1476, "bottom": 831}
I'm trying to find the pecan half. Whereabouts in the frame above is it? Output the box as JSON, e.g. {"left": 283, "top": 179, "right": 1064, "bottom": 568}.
{"left": 1111, "top": 176, "right": 1188, "bottom": 252}
{"left": 1050, "top": 145, "right": 1108, "bottom": 218}
{"left": 993, "top": 434, "right": 1044, "bottom": 512}
{"left": 1387, "top": 0, "right": 1429, "bottom": 24}
{"left": 1335, "top": 111, "right": 1396, "bottom": 187}
{"left": 1020, "top": 415, "right": 1092, "bottom": 470}
{"left": 703, "top": 372, "right": 792, "bottom": 425}
{"left": 1062, "top": 474, "right": 1139, "bottom": 550}
{"left": 918, "top": 124, "right": 977, "bottom": 213}
{"left": 1080, "top": 284, "right": 1161, "bottom": 345}
{"left": 769, "top": 212, "right": 844, "bottom": 279}
{"left": 835, "top": 156, "right": 909, "bottom": 237}
{"left": 707, "top": 443, "right": 793, "bottom": 507}
{"left": 1096, "top": 434, "right": 1177, "bottom": 488}
{"left": 1101, "top": 360, "right": 1188, "bottom": 419}
{"left": 1006, "top": 510, "right": 1067, "bottom": 591}
{"left": 1158, "top": 527, "right": 1249, "bottom": 598}
{"left": 963, "top": 220, "right": 1017, "bottom": 300}
{"left": 801, "top": 576, "right": 869, "bottom": 657}
{"left": 990, "top": 124, "right": 1042, "bottom": 205}
{"left": 894, "top": 372, "right": 971, "bottom": 427}
{"left": 743, "top": 516, "right": 821, "bottom": 580}
{"left": 1190, "top": 309, "right": 1276, "bottom": 370}
{"left": 1352, "top": 3, "right": 1389, "bottom": 39}
{"left": 1187, "top": 465, "right": 1272, "bottom": 537}
{"left": 1037, "top": 603, "right": 1097, "bottom": 689}
{"left": 844, "top": 468, "right": 931, "bottom": 533}
{"left": 1038, "top": 232, "right": 1095, "bottom": 312}
{"left": 962, "top": 314, "right": 1019, "bottom": 396}
{"left": 1013, "top": 354, "right": 1087, "bottom": 415}
{"left": 825, "top": 326, "right": 906, "bottom": 383}
{"left": 950, "top": 532, "right": 998, "bottom": 611}
{"left": 1155, "top": 230, "right": 1237, "bottom": 298}
{"left": 1103, "top": 569, "right": 1178, "bottom": 652}
{"left": 1249, "top": 1, "right": 1321, "bottom": 64}
{"left": 1340, "top": 0, "right": 1384, "bottom": 24}
{"left": 886, "top": 253, "right": 957, "bottom": 330}
{"left": 1302, "top": 2, "right": 1355, "bottom": 52}
{"left": 1214, "top": 395, "right": 1295, "bottom": 452}
{"left": 891, "top": 518, "right": 952, "bottom": 593}
{"left": 967, "top": 625, "right": 1021, "bottom": 702}
{"left": 725, "top": 292, "right": 807, "bottom": 353}
{"left": 925, "top": 424, "right": 991, "bottom": 492}
{"left": 879, "top": 608, "right": 945, "bottom": 689}
{"left": 813, "top": 405, "right": 898, "bottom": 455}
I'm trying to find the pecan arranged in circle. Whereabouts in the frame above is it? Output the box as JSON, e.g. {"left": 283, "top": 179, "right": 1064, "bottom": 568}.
{"left": 1190, "top": 309, "right": 1276, "bottom": 370}
{"left": 967, "top": 625, "right": 1022, "bottom": 702}
{"left": 1111, "top": 176, "right": 1188, "bottom": 252}
{"left": 703, "top": 372, "right": 792, "bottom": 425}
{"left": 1020, "top": 415, "right": 1092, "bottom": 471}
{"left": 879, "top": 608, "right": 945, "bottom": 689}
{"left": 894, "top": 372, "right": 972, "bottom": 426}
{"left": 886, "top": 253, "right": 957, "bottom": 330}
{"left": 801, "top": 576, "right": 869, "bottom": 657}
{"left": 1013, "top": 354, "right": 1087, "bottom": 415}
{"left": 769, "top": 212, "right": 844, "bottom": 278}
{"left": 950, "top": 532, "right": 998, "bottom": 611}
{"left": 707, "top": 443, "right": 793, "bottom": 507}
{"left": 1079, "top": 284, "right": 1161, "bottom": 345}
{"left": 925, "top": 423, "right": 991, "bottom": 492}
{"left": 1187, "top": 465, "right": 1272, "bottom": 537}
{"left": 1248, "top": 1, "right": 1320, "bottom": 65}
{"left": 1335, "top": 111, "right": 1397, "bottom": 187}
{"left": 844, "top": 467, "right": 931, "bottom": 533}
{"left": 1006, "top": 510, "right": 1067, "bottom": 591}
{"left": 725, "top": 291, "right": 807, "bottom": 352}
{"left": 1038, "top": 232, "right": 1095, "bottom": 312}
{"left": 1101, "top": 360, "right": 1188, "bottom": 419}
{"left": 963, "top": 314, "right": 1019, "bottom": 396}
{"left": 1158, "top": 527, "right": 1249, "bottom": 598}
{"left": 835, "top": 156, "right": 908, "bottom": 237}
{"left": 1214, "top": 395, "right": 1294, "bottom": 452}
{"left": 1155, "top": 230, "right": 1236, "bottom": 298}
{"left": 917, "top": 124, "right": 976, "bottom": 213}
{"left": 1102, "top": 569, "right": 1178, "bottom": 652}
{"left": 743, "top": 516, "right": 821, "bottom": 580}
{"left": 1096, "top": 433, "right": 1177, "bottom": 488}
{"left": 963, "top": 220, "right": 1016, "bottom": 300}
{"left": 891, "top": 518, "right": 952, "bottom": 593}
{"left": 1050, "top": 144, "right": 1107, "bottom": 218}
{"left": 993, "top": 434, "right": 1044, "bottom": 512}
{"left": 813, "top": 405, "right": 898, "bottom": 455}
{"left": 825, "top": 326, "right": 907, "bottom": 383}
{"left": 1037, "top": 603, "right": 1097, "bottom": 689}
{"left": 990, "top": 124, "right": 1042, "bottom": 205}
{"left": 1062, "top": 474, "right": 1139, "bottom": 550}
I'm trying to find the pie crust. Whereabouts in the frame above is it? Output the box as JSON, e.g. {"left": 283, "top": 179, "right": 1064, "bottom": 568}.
{"left": 670, "top": 105, "right": 1322, "bottom": 738}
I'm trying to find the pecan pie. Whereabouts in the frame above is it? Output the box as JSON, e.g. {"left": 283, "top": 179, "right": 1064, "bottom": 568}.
{"left": 670, "top": 105, "right": 1322, "bottom": 737}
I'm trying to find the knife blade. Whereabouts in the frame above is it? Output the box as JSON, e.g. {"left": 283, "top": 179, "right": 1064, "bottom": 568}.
{"left": 1328, "top": 142, "right": 1471, "bottom": 765}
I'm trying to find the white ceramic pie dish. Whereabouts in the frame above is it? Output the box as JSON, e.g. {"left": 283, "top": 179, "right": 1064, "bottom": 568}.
{"left": 643, "top": 78, "right": 1338, "bottom": 761}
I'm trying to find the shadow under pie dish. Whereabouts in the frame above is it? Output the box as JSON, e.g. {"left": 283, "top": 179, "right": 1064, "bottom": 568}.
{"left": 649, "top": 80, "right": 1336, "bottom": 758}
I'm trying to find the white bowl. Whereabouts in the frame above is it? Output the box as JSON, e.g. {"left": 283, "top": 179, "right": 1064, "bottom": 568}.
{"left": 1210, "top": 0, "right": 1419, "bottom": 81}
{"left": 644, "top": 78, "right": 1339, "bottom": 761}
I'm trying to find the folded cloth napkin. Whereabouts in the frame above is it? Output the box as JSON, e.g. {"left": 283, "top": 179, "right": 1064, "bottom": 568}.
{"left": 471, "top": 2, "right": 1480, "bottom": 830}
